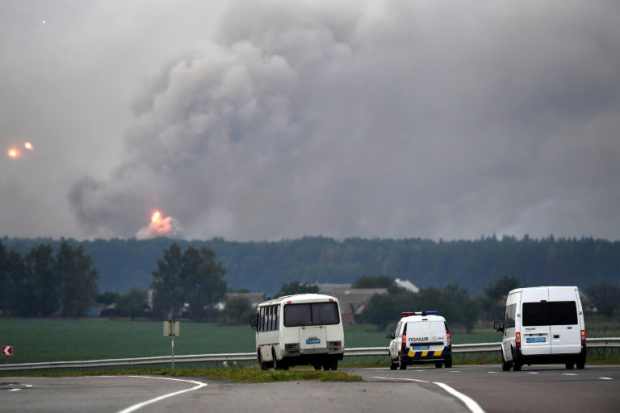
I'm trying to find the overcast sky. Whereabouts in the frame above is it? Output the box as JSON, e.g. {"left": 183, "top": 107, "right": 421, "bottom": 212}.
{"left": 1, "top": 0, "right": 619, "bottom": 242}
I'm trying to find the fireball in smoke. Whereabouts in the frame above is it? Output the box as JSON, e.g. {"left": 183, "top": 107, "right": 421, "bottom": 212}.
{"left": 7, "top": 148, "right": 20, "bottom": 159}
{"left": 24, "top": 142, "right": 34, "bottom": 150}
{"left": 151, "top": 211, "right": 161, "bottom": 223}
{"left": 136, "top": 210, "right": 184, "bottom": 239}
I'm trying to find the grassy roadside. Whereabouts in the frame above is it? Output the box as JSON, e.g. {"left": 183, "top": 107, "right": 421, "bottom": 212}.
{"left": 0, "top": 366, "right": 362, "bottom": 383}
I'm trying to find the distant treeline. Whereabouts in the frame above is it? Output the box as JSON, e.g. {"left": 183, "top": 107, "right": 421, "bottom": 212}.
{"left": 2, "top": 235, "right": 620, "bottom": 295}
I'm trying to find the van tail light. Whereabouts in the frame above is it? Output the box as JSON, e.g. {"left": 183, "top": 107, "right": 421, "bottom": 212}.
{"left": 516, "top": 332, "right": 521, "bottom": 349}
{"left": 446, "top": 332, "right": 451, "bottom": 346}
{"left": 581, "top": 330, "right": 586, "bottom": 346}
{"left": 402, "top": 333, "right": 407, "bottom": 350}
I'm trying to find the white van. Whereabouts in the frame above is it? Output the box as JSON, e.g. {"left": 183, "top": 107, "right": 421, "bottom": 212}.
{"left": 387, "top": 311, "right": 452, "bottom": 369}
{"left": 494, "top": 286, "right": 586, "bottom": 371}
{"left": 250, "top": 294, "right": 345, "bottom": 370}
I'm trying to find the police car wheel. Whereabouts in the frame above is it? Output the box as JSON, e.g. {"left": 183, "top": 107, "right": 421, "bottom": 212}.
{"left": 445, "top": 359, "right": 452, "bottom": 368}
{"left": 435, "top": 361, "right": 442, "bottom": 368}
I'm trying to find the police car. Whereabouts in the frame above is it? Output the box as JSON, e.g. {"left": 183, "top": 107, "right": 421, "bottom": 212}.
{"left": 387, "top": 311, "right": 452, "bottom": 369}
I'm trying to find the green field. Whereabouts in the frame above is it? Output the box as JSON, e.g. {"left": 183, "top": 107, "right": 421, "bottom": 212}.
{"left": 1, "top": 318, "right": 617, "bottom": 364}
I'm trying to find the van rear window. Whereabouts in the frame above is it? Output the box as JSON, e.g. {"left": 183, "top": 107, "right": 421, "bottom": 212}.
{"left": 284, "top": 302, "right": 340, "bottom": 327}
{"left": 522, "top": 301, "right": 578, "bottom": 326}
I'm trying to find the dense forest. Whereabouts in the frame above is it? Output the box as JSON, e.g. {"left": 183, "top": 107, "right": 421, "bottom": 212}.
{"left": 2, "top": 235, "right": 619, "bottom": 295}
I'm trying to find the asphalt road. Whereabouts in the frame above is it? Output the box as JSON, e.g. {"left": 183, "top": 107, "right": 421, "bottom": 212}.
{"left": 1, "top": 364, "right": 618, "bottom": 413}
{"left": 353, "top": 364, "right": 620, "bottom": 413}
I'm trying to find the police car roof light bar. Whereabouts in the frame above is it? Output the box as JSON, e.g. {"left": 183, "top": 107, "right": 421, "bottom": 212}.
{"left": 401, "top": 311, "right": 439, "bottom": 317}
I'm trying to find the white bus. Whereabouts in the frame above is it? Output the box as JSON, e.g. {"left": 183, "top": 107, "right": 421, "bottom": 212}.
{"left": 250, "top": 294, "right": 345, "bottom": 370}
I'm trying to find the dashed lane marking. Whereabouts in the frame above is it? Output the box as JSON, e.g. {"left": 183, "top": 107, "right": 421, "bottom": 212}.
{"left": 599, "top": 377, "right": 613, "bottom": 380}
{"left": 563, "top": 373, "right": 578, "bottom": 376}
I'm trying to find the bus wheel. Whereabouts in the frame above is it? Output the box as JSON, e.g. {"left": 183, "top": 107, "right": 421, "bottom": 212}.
{"left": 313, "top": 363, "right": 321, "bottom": 370}
{"left": 273, "top": 351, "right": 288, "bottom": 370}
{"left": 331, "top": 360, "right": 338, "bottom": 371}
{"left": 258, "top": 353, "right": 268, "bottom": 371}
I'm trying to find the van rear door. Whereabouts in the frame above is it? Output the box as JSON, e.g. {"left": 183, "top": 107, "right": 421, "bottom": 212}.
{"left": 406, "top": 320, "right": 445, "bottom": 353}
{"left": 549, "top": 288, "right": 581, "bottom": 355}
{"left": 521, "top": 288, "right": 551, "bottom": 355}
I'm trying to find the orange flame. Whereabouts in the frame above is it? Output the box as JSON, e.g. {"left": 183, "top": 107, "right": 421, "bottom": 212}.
{"left": 151, "top": 211, "right": 161, "bottom": 223}
{"left": 7, "top": 148, "right": 20, "bottom": 159}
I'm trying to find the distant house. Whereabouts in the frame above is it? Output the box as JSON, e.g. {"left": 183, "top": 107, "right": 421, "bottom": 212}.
{"left": 395, "top": 278, "right": 419, "bottom": 293}
{"left": 317, "top": 284, "right": 388, "bottom": 325}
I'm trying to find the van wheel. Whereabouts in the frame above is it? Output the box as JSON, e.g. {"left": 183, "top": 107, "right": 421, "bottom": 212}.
{"left": 399, "top": 357, "right": 407, "bottom": 370}
{"left": 565, "top": 362, "right": 575, "bottom": 370}
{"left": 435, "top": 361, "right": 443, "bottom": 368}
{"left": 501, "top": 354, "right": 512, "bottom": 371}
{"left": 390, "top": 359, "right": 398, "bottom": 370}
{"left": 513, "top": 362, "right": 522, "bottom": 372}
{"left": 576, "top": 359, "right": 585, "bottom": 369}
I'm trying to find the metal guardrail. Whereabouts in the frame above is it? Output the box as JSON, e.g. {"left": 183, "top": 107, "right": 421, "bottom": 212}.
{"left": 0, "top": 338, "right": 617, "bottom": 372}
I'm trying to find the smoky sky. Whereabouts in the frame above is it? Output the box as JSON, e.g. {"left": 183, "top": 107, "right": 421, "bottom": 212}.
{"left": 3, "top": 1, "right": 620, "bottom": 241}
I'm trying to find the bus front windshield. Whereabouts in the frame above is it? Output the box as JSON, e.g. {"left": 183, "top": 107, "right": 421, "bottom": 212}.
{"left": 284, "top": 302, "right": 340, "bottom": 327}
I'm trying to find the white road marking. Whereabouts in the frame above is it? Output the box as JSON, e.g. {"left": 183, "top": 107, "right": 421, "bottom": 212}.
{"left": 115, "top": 376, "right": 208, "bottom": 413}
{"left": 373, "top": 376, "right": 486, "bottom": 413}
{"left": 435, "top": 382, "right": 486, "bottom": 413}
{"left": 374, "top": 376, "right": 429, "bottom": 383}
{"left": 450, "top": 371, "right": 461, "bottom": 373}
{"left": 563, "top": 373, "right": 578, "bottom": 376}
{"left": 599, "top": 377, "right": 613, "bottom": 380}
{"left": 9, "top": 389, "right": 21, "bottom": 392}
{"left": 528, "top": 372, "right": 538, "bottom": 375}
{"left": 487, "top": 371, "right": 499, "bottom": 374}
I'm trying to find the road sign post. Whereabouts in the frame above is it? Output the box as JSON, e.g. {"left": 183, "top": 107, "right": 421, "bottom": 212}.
{"left": 163, "top": 321, "right": 180, "bottom": 370}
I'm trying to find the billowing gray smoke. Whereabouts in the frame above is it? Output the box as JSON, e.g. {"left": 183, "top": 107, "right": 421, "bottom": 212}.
{"left": 68, "top": 0, "right": 620, "bottom": 241}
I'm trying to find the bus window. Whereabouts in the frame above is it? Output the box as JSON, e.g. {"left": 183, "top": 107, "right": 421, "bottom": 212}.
{"left": 284, "top": 302, "right": 340, "bottom": 327}
{"left": 269, "top": 306, "right": 274, "bottom": 331}
{"left": 284, "top": 304, "right": 312, "bottom": 327}
{"left": 275, "top": 306, "right": 280, "bottom": 330}
{"left": 311, "top": 302, "right": 340, "bottom": 325}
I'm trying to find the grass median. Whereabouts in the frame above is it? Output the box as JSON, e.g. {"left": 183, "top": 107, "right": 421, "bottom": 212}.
{"left": 0, "top": 366, "right": 362, "bottom": 383}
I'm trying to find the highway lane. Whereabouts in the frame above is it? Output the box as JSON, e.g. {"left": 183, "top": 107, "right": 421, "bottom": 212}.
{"left": 1, "top": 365, "right": 618, "bottom": 413}
{"left": 352, "top": 364, "right": 620, "bottom": 413}
{"left": 0, "top": 374, "right": 466, "bottom": 413}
